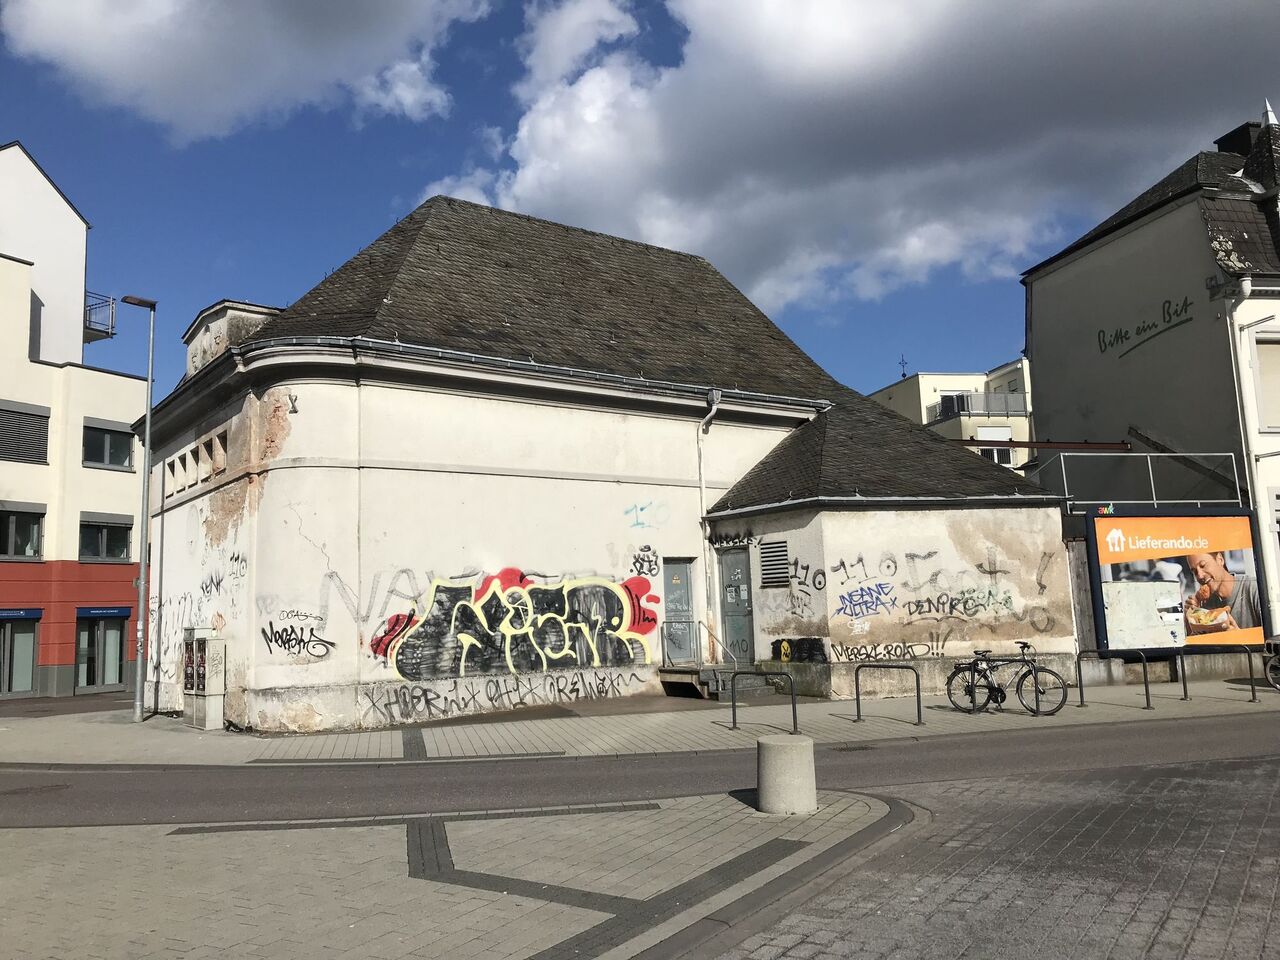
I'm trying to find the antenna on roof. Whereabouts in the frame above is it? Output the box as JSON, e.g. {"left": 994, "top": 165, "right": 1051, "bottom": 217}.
{"left": 1265, "top": 99, "right": 1278, "bottom": 128}
{"left": 898, "top": 354, "right": 909, "bottom": 379}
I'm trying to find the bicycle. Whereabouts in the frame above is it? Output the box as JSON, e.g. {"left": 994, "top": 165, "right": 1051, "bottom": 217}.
{"left": 946, "top": 641, "right": 1067, "bottom": 716}
{"left": 1265, "top": 638, "right": 1280, "bottom": 694}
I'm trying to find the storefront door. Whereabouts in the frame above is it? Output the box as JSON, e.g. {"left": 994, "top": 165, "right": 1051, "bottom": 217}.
{"left": 76, "top": 618, "right": 125, "bottom": 690}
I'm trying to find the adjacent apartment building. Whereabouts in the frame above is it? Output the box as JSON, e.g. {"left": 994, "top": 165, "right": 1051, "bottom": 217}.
{"left": 0, "top": 141, "right": 146, "bottom": 698}
{"left": 866, "top": 358, "right": 1033, "bottom": 469}
{"left": 1024, "top": 103, "right": 1280, "bottom": 633}
{"left": 141, "top": 197, "right": 1074, "bottom": 732}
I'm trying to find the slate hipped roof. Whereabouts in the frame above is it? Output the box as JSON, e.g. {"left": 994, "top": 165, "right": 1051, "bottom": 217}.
{"left": 252, "top": 196, "right": 1044, "bottom": 508}
{"left": 1025, "top": 108, "right": 1280, "bottom": 279}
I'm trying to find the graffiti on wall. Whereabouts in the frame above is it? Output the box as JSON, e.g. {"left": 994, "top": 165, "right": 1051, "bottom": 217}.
{"left": 361, "top": 669, "right": 650, "bottom": 725}
{"left": 761, "top": 540, "right": 1060, "bottom": 663}
{"left": 261, "top": 619, "right": 335, "bottom": 659}
{"left": 369, "top": 567, "right": 659, "bottom": 680}
{"left": 835, "top": 582, "right": 897, "bottom": 619}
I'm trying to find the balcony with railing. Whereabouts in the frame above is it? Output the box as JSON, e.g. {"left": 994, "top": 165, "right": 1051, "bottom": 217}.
{"left": 926, "top": 390, "right": 1029, "bottom": 423}
{"left": 84, "top": 291, "right": 116, "bottom": 342}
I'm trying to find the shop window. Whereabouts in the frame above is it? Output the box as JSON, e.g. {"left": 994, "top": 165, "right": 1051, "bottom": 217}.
{"left": 76, "top": 618, "right": 125, "bottom": 688}
{"left": 80, "top": 522, "right": 131, "bottom": 561}
{"left": 0, "top": 510, "right": 42, "bottom": 559}
{"left": 1256, "top": 340, "right": 1280, "bottom": 429}
{"left": 1, "top": 619, "right": 37, "bottom": 695}
{"left": 82, "top": 426, "right": 134, "bottom": 469}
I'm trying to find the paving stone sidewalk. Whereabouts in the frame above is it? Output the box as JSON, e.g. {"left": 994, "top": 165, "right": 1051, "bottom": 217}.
{"left": 0, "top": 679, "right": 1275, "bottom": 767}
{"left": 1, "top": 791, "right": 888, "bottom": 960}
{"left": 718, "top": 757, "right": 1280, "bottom": 960}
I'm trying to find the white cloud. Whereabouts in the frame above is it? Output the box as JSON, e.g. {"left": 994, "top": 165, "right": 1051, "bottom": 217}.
{"left": 421, "top": 169, "right": 496, "bottom": 206}
{"left": 0, "top": 0, "right": 490, "bottom": 141}
{"left": 455, "top": 0, "right": 1280, "bottom": 315}
{"left": 514, "top": 0, "right": 637, "bottom": 102}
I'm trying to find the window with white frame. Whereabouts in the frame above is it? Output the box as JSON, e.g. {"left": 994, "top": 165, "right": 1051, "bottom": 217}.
{"left": 976, "top": 425, "right": 1014, "bottom": 466}
{"left": 1256, "top": 339, "right": 1280, "bottom": 430}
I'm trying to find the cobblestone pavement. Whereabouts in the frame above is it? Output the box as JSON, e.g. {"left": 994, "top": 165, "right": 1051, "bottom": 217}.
{"left": 1, "top": 791, "right": 886, "bottom": 960}
{"left": 719, "top": 757, "right": 1280, "bottom": 960}
{"left": 1, "top": 679, "right": 1274, "bottom": 766}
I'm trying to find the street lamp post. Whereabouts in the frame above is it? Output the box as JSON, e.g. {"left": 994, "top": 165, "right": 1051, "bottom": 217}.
{"left": 121, "top": 295, "right": 156, "bottom": 724}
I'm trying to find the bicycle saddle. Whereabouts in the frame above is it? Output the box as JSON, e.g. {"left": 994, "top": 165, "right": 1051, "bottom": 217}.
{"left": 973, "top": 649, "right": 992, "bottom": 657}
{"left": 1016, "top": 641, "right": 1032, "bottom": 650}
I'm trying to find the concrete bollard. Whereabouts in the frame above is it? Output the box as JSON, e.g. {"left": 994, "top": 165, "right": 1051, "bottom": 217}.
{"left": 756, "top": 735, "right": 817, "bottom": 815}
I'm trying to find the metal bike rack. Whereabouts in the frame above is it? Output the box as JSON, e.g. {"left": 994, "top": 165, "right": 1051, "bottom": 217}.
{"left": 729, "top": 670, "right": 799, "bottom": 734}
{"left": 1075, "top": 650, "right": 1153, "bottom": 711}
{"left": 1175, "top": 645, "right": 1260, "bottom": 703}
{"left": 1238, "top": 644, "right": 1260, "bottom": 703}
{"left": 852, "top": 664, "right": 923, "bottom": 726}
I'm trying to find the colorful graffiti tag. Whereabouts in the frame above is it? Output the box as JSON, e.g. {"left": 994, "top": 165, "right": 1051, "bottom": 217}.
{"left": 370, "top": 567, "right": 659, "bottom": 680}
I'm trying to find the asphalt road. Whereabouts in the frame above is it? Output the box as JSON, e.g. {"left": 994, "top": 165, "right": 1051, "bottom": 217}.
{"left": 2, "top": 711, "right": 1277, "bottom": 828}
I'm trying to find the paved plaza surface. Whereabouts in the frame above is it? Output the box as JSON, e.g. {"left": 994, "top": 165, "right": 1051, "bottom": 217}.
{"left": 720, "top": 756, "right": 1280, "bottom": 960}
{"left": 1, "top": 791, "right": 892, "bottom": 960}
{"left": 2, "top": 682, "right": 1278, "bottom": 960}
{"left": 1, "top": 679, "right": 1275, "bottom": 767}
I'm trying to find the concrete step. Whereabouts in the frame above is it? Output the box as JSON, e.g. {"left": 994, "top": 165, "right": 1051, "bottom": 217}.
{"left": 706, "top": 670, "right": 775, "bottom": 701}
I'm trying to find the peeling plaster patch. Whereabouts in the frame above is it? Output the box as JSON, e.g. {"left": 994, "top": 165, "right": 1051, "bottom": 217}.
{"left": 260, "top": 389, "right": 292, "bottom": 463}
{"left": 1208, "top": 232, "right": 1254, "bottom": 273}
{"left": 204, "top": 481, "right": 250, "bottom": 548}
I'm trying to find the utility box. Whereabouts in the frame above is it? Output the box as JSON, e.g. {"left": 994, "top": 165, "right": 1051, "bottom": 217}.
{"left": 182, "top": 628, "right": 226, "bottom": 731}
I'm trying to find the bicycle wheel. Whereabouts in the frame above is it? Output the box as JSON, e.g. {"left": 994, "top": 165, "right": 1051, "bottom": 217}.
{"left": 947, "top": 667, "right": 992, "bottom": 713}
{"left": 1265, "top": 654, "right": 1280, "bottom": 694}
{"left": 1017, "top": 666, "right": 1067, "bottom": 716}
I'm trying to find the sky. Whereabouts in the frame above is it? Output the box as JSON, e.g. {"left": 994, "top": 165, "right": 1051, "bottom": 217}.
{"left": 2, "top": 0, "right": 1279, "bottom": 398}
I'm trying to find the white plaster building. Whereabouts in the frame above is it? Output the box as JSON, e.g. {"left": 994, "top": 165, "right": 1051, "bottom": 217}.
{"left": 144, "top": 198, "right": 1074, "bottom": 731}
{"left": 0, "top": 141, "right": 146, "bottom": 698}
{"left": 867, "top": 359, "right": 1034, "bottom": 469}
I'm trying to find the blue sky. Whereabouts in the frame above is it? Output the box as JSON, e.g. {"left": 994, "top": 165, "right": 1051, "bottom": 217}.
{"left": 2, "top": 1, "right": 1275, "bottom": 397}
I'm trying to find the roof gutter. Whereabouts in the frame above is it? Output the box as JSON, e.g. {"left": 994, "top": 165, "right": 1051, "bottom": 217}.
{"left": 222, "top": 334, "right": 835, "bottom": 411}
{"left": 706, "top": 491, "right": 1062, "bottom": 521}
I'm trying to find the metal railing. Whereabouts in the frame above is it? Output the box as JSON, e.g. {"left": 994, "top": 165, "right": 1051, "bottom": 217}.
{"left": 926, "top": 391, "right": 1029, "bottom": 423}
{"left": 1025, "top": 451, "right": 1241, "bottom": 513}
{"left": 1076, "top": 649, "right": 1153, "bottom": 710}
{"left": 852, "top": 663, "right": 923, "bottom": 726}
{"left": 728, "top": 670, "right": 799, "bottom": 734}
{"left": 84, "top": 291, "right": 116, "bottom": 339}
{"left": 699, "top": 622, "right": 739, "bottom": 670}
{"left": 1176, "top": 645, "right": 1260, "bottom": 703}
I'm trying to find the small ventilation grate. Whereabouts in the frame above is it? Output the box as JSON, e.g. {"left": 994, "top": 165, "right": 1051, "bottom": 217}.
{"left": 759, "top": 540, "right": 790, "bottom": 588}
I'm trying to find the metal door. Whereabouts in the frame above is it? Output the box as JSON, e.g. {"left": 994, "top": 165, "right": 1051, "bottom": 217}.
{"left": 718, "top": 548, "right": 755, "bottom": 664}
{"left": 661, "top": 559, "right": 697, "bottom": 664}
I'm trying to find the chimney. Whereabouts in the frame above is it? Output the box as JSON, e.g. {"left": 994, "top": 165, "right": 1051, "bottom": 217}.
{"left": 1214, "top": 120, "right": 1262, "bottom": 156}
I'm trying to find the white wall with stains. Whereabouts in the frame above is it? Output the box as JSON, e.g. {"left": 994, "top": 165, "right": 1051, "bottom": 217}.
{"left": 709, "top": 504, "right": 1075, "bottom": 690}
{"left": 146, "top": 375, "right": 800, "bottom": 731}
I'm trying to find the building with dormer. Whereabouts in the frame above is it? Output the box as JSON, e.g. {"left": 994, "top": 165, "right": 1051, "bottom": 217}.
{"left": 143, "top": 197, "right": 1076, "bottom": 731}
{"left": 1025, "top": 102, "right": 1280, "bottom": 637}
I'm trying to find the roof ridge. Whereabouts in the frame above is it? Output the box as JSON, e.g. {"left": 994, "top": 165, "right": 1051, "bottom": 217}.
{"left": 376, "top": 200, "right": 446, "bottom": 329}
{"left": 421, "top": 194, "right": 712, "bottom": 264}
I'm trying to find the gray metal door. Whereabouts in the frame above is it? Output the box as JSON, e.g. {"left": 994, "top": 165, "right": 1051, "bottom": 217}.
{"left": 718, "top": 548, "right": 755, "bottom": 664}
{"left": 661, "top": 559, "right": 696, "bottom": 665}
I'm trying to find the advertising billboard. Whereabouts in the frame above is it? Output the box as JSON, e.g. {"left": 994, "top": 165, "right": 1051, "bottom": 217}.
{"left": 1090, "top": 512, "right": 1265, "bottom": 650}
